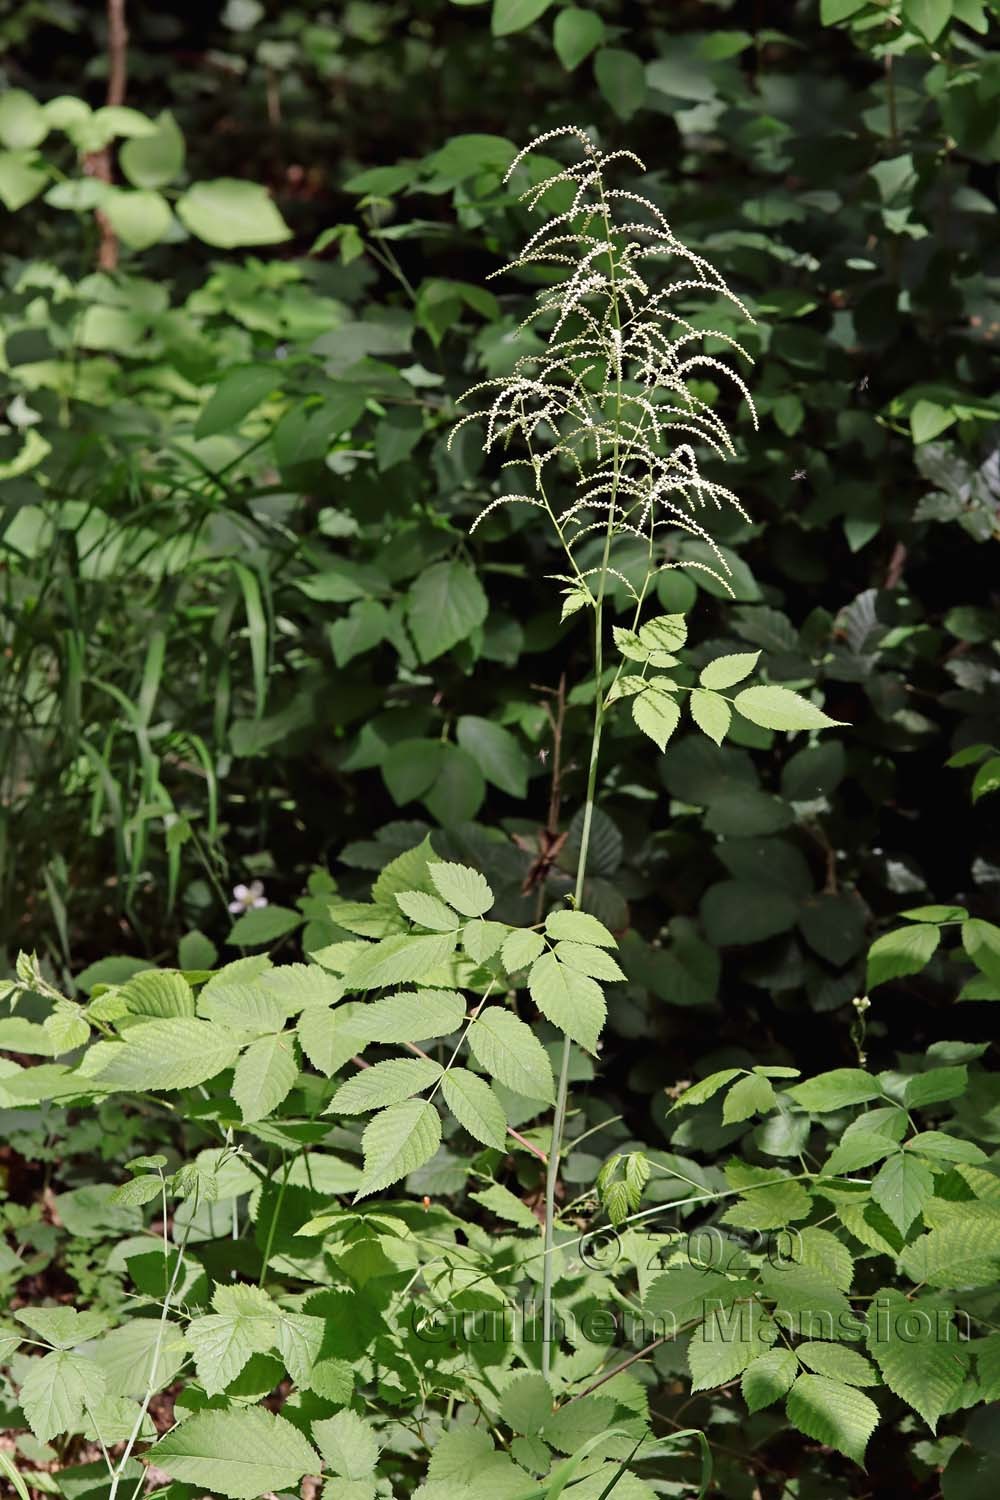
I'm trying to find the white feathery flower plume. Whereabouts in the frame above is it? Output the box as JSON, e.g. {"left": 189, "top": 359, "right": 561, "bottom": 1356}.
{"left": 450, "top": 128, "right": 757, "bottom": 601}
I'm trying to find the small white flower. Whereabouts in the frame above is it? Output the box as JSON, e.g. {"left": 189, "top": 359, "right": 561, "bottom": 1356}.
{"left": 228, "top": 880, "right": 268, "bottom": 915}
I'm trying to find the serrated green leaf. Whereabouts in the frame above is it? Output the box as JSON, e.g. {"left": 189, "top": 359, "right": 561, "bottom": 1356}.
{"left": 785, "top": 1373, "right": 878, "bottom": 1466}
{"left": 798, "top": 1342, "right": 878, "bottom": 1385}
{"left": 186, "top": 1286, "right": 277, "bottom": 1396}
{"left": 903, "top": 1065, "right": 967, "bottom": 1108}
{"left": 83, "top": 1019, "right": 241, "bottom": 1091}
{"left": 788, "top": 1069, "right": 883, "bottom": 1111}
{"left": 228, "top": 905, "right": 303, "bottom": 946}
{"left": 689, "top": 688, "right": 731, "bottom": 745}
{"left": 355, "top": 989, "right": 466, "bottom": 1044}
{"left": 355, "top": 1098, "right": 442, "bottom": 1199}
{"left": 118, "top": 969, "right": 194, "bottom": 1018}
{"left": 742, "top": 1348, "right": 798, "bottom": 1412}
{"left": 638, "top": 614, "right": 687, "bottom": 653}
{"left": 297, "top": 1003, "right": 367, "bottom": 1077}
{"left": 723, "top": 1072, "right": 776, "bottom": 1123}
{"left": 326, "top": 1057, "right": 442, "bottom": 1115}
{"left": 867, "top": 924, "right": 940, "bottom": 989}
{"left": 544, "top": 910, "right": 617, "bottom": 947}
{"left": 313, "top": 1409, "right": 380, "bottom": 1478}
{"left": 868, "top": 1290, "right": 968, "bottom": 1429}
{"left": 552, "top": 940, "right": 624, "bottom": 983}
{"left": 734, "top": 685, "right": 842, "bottom": 732}
{"left": 688, "top": 1301, "right": 776, "bottom": 1389}
{"left": 20, "top": 1349, "right": 106, "bottom": 1442}
{"left": 344, "top": 931, "right": 458, "bottom": 991}
{"left": 462, "top": 920, "right": 508, "bottom": 964}
{"left": 823, "top": 1132, "right": 900, "bottom": 1176}
{"left": 15, "top": 1307, "right": 110, "bottom": 1349}
{"left": 427, "top": 860, "right": 494, "bottom": 917}
{"left": 499, "top": 1372, "right": 554, "bottom": 1435}
{"left": 501, "top": 927, "right": 547, "bottom": 972}
{"left": 672, "top": 1068, "right": 743, "bottom": 1110}
{"left": 468, "top": 1007, "right": 555, "bottom": 1102}
{"left": 395, "top": 890, "right": 460, "bottom": 931}
{"left": 150, "top": 1407, "right": 321, "bottom": 1499}
{"left": 528, "top": 951, "right": 606, "bottom": 1052}
{"left": 233, "top": 1031, "right": 299, "bottom": 1123}
{"left": 905, "top": 1131, "right": 986, "bottom": 1164}
{"left": 899, "top": 1205, "right": 1000, "bottom": 1287}
{"left": 699, "top": 651, "right": 761, "bottom": 689}
{"left": 962, "top": 918, "right": 1000, "bottom": 985}
{"left": 469, "top": 1182, "right": 539, "bottom": 1230}
{"left": 441, "top": 1067, "right": 507, "bottom": 1148}
{"left": 796, "top": 1227, "right": 856, "bottom": 1292}
{"left": 632, "top": 687, "right": 681, "bottom": 751}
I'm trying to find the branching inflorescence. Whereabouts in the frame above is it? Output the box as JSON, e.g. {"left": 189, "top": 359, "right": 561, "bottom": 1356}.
{"left": 451, "top": 126, "right": 758, "bottom": 612}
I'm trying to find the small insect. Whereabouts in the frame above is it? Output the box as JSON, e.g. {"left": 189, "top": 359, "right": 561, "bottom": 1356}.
{"left": 857, "top": 373, "right": 869, "bottom": 392}
{"left": 538, "top": 747, "right": 550, "bottom": 766}
{"left": 791, "top": 468, "right": 806, "bottom": 481}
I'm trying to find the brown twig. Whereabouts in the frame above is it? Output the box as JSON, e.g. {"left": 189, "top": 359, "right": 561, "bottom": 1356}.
{"left": 83, "top": 0, "right": 128, "bottom": 271}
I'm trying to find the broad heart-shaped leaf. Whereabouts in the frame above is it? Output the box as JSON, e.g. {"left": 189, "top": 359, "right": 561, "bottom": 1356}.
{"left": 312, "top": 1409, "right": 380, "bottom": 1478}
{"left": 456, "top": 715, "right": 530, "bottom": 798}
{"left": 20, "top": 1349, "right": 106, "bottom": 1442}
{"left": 176, "top": 178, "right": 291, "bottom": 248}
{"left": 120, "top": 109, "right": 184, "bottom": 187}
{"left": 528, "top": 951, "right": 606, "bottom": 1053}
{"left": 232, "top": 1031, "right": 299, "bottom": 1123}
{"left": 902, "top": 0, "right": 952, "bottom": 43}
{"left": 407, "top": 561, "right": 488, "bottom": 662}
{"left": 870, "top": 1151, "right": 933, "bottom": 1234}
{"left": 326, "top": 1057, "right": 442, "bottom": 1115}
{"left": 553, "top": 5, "right": 604, "bottom": 69}
{"left": 185, "top": 1286, "right": 277, "bottom": 1396}
{"left": 441, "top": 1067, "right": 507, "bottom": 1149}
{"left": 689, "top": 688, "right": 731, "bottom": 745}
{"left": 354, "top": 989, "right": 466, "bottom": 1044}
{"left": 428, "top": 860, "right": 494, "bottom": 917}
{"left": 699, "top": 651, "right": 760, "bottom": 689}
{"left": 544, "top": 909, "right": 617, "bottom": 948}
{"left": 150, "top": 1407, "right": 321, "bottom": 1499}
{"left": 343, "top": 931, "right": 457, "bottom": 991}
{"left": 82, "top": 1019, "right": 240, "bottom": 1091}
{"left": 15, "top": 1306, "right": 109, "bottom": 1349}
{"left": 733, "top": 685, "right": 842, "bottom": 732}
{"left": 867, "top": 923, "right": 940, "bottom": 989}
{"left": 867, "top": 1290, "right": 967, "bottom": 1429}
{"left": 741, "top": 1349, "right": 798, "bottom": 1413}
{"left": 355, "top": 1098, "right": 442, "bottom": 1199}
{"left": 468, "top": 1007, "right": 555, "bottom": 1102}
{"left": 492, "top": 0, "right": 553, "bottom": 38}
{"left": 395, "top": 890, "right": 459, "bottom": 931}
{"left": 785, "top": 1374, "right": 878, "bottom": 1466}
{"left": 632, "top": 687, "right": 681, "bottom": 751}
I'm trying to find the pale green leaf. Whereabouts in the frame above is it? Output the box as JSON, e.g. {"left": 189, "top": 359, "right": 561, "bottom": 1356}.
{"left": 232, "top": 1031, "right": 299, "bottom": 1123}
{"left": 741, "top": 1349, "right": 798, "bottom": 1413}
{"left": 462, "top": 920, "right": 508, "bottom": 964}
{"left": 785, "top": 1373, "right": 878, "bottom": 1465}
{"left": 326, "top": 1057, "right": 442, "bottom": 1115}
{"left": 867, "top": 924, "right": 940, "bottom": 989}
{"left": 150, "top": 1407, "right": 321, "bottom": 1499}
{"left": 788, "top": 1069, "right": 883, "bottom": 1112}
{"left": 552, "top": 940, "right": 625, "bottom": 982}
{"left": 176, "top": 178, "right": 291, "bottom": 248}
{"left": 722, "top": 1072, "right": 776, "bottom": 1124}
{"left": 528, "top": 951, "right": 606, "bottom": 1052}
{"left": 632, "top": 688, "right": 681, "bottom": 751}
{"left": 868, "top": 1289, "right": 968, "bottom": 1429}
{"left": 344, "top": 931, "right": 457, "bottom": 991}
{"left": 395, "top": 890, "right": 460, "bottom": 931}
{"left": 355, "top": 989, "right": 465, "bottom": 1044}
{"left": 797, "top": 1342, "right": 878, "bottom": 1385}
{"left": 499, "top": 1372, "right": 554, "bottom": 1434}
{"left": 468, "top": 1007, "right": 555, "bottom": 1102}
{"left": 689, "top": 688, "right": 731, "bottom": 745}
{"left": 83, "top": 1019, "right": 240, "bottom": 1091}
{"left": 313, "top": 1409, "right": 380, "bottom": 1479}
{"left": 355, "top": 1098, "right": 442, "bottom": 1198}
{"left": 543, "top": 910, "right": 616, "bottom": 947}
{"left": 733, "top": 685, "right": 842, "bottom": 732}
{"left": 502, "top": 928, "right": 547, "bottom": 971}
{"left": 469, "top": 1182, "right": 539, "bottom": 1230}
{"left": 441, "top": 1067, "right": 507, "bottom": 1148}
{"left": 427, "top": 861, "right": 494, "bottom": 917}
{"left": 19, "top": 1350, "right": 105, "bottom": 1442}
{"left": 699, "top": 652, "right": 760, "bottom": 689}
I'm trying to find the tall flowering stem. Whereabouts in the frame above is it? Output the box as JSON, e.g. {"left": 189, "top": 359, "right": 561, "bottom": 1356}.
{"left": 452, "top": 127, "right": 757, "bottom": 1378}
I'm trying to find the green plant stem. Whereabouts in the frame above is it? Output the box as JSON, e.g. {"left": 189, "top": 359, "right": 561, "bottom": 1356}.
{"left": 541, "top": 181, "right": 624, "bottom": 1381}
